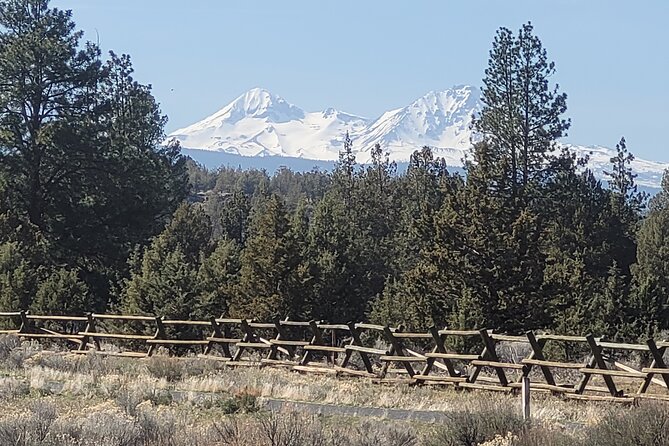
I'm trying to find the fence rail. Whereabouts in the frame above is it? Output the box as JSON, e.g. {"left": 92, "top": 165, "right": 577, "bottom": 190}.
{"left": 2, "top": 310, "right": 668, "bottom": 403}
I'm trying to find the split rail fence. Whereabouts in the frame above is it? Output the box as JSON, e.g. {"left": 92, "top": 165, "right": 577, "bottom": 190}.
{"left": 2, "top": 310, "right": 669, "bottom": 403}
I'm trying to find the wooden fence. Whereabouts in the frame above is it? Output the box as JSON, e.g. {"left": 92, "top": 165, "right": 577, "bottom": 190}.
{"left": 2, "top": 310, "right": 669, "bottom": 403}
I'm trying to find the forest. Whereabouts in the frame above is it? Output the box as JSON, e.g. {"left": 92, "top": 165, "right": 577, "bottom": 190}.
{"left": 0, "top": 0, "right": 667, "bottom": 343}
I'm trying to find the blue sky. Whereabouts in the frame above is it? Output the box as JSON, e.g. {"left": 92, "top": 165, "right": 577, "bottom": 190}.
{"left": 53, "top": 1, "right": 668, "bottom": 161}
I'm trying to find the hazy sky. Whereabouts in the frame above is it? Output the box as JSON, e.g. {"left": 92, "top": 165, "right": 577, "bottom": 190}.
{"left": 53, "top": 1, "right": 668, "bottom": 160}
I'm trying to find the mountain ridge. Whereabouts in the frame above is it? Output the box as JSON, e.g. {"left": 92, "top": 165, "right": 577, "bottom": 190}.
{"left": 168, "top": 86, "right": 667, "bottom": 188}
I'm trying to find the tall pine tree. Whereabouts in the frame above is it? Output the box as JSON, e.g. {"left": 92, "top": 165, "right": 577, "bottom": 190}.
{"left": 232, "top": 194, "right": 303, "bottom": 320}
{"left": 0, "top": 0, "right": 187, "bottom": 309}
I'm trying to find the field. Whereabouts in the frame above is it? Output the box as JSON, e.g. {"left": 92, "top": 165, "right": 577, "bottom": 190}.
{"left": 1, "top": 335, "right": 669, "bottom": 445}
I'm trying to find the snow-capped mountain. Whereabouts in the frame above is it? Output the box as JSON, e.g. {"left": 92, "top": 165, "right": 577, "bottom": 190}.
{"left": 168, "top": 86, "right": 668, "bottom": 188}
{"left": 352, "top": 86, "right": 480, "bottom": 164}
{"left": 170, "top": 88, "right": 369, "bottom": 161}
{"left": 562, "top": 144, "right": 666, "bottom": 188}
{"left": 168, "top": 86, "right": 478, "bottom": 165}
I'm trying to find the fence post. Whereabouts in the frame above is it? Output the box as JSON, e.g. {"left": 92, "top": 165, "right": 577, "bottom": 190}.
{"left": 522, "top": 375, "right": 531, "bottom": 420}
{"left": 147, "top": 316, "right": 165, "bottom": 357}
{"left": 18, "top": 310, "right": 30, "bottom": 334}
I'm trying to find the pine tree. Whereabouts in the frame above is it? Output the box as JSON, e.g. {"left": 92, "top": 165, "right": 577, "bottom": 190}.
{"left": 122, "top": 204, "right": 213, "bottom": 318}
{"left": 0, "top": 0, "right": 187, "bottom": 308}
{"left": 195, "top": 238, "right": 240, "bottom": 319}
{"left": 632, "top": 170, "right": 669, "bottom": 336}
{"left": 0, "top": 0, "right": 101, "bottom": 229}
{"left": 604, "top": 137, "right": 648, "bottom": 276}
{"left": 31, "top": 268, "right": 88, "bottom": 315}
{"left": 405, "top": 23, "right": 572, "bottom": 333}
{"left": 475, "top": 22, "right": 570, "bottom": 197}
{"left": 232, "top": 194, "right": 302, "bottom": 320}
{"left": 454, "top": 23, "right": 570, "bottom": 331}
{"left": 370, "top": 147, "right": 458, "bottom": 329}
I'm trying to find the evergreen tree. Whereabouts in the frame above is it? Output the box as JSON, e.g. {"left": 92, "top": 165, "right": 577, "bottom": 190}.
{"left": 306, "top": 138, "right": 396, "bottom": 323}
{"left": 195, "top": 238, "right": 240, "bottom": 319}
{"left": 0, "top": 0, "right": 187, "bottom": 309}
{"left": 604, "top": 137, "right": 648, "bottom": 276}
{"left": 393, "top": 147, "right": 453, "bottom": 271}
{"left": 307, "top": 190, "right": 360, "bottom": 322}
{"left": 186, "top": 159, "right": 217, "bottom": 193}
{"left": 356, "top": 144, "right": 399, "bottom": 301}
{"left": 0, "top": 211, "right": 47, "bottom": 311}
{"left": 475, "top": 22, "right": 570, "bottom": 197}
{"left": 31, "top": 267, "right": 88, "bottom": 315}
{"left": 394, "top": 23, "right": 573, "bottom": 333}
{"left": 218, "top": 189, "right": 251, "bottom": 244}
{"left": 607, "top": 137, "right": 648, "bottom": 214}
{"left": 0, "top": 240, "right": 41, "bottom": 311}
{"left": 370, "top": 147, "right": 458, "bottom": 329}
{"left": 122, "top": 204, "right": 213, "bottom": 318}
{"left": 0, "top": 0, "right": 101, "bottom": 229}
{"left": 334, "top": 132, "right": 356, "bottom": 207}
{"left": 439, "top": 155, "right": 549, "bottom": 331}
{"left": 232, "top": 194, "right": 302, "bottom": 320}
{"left": 541, "top": 157, "right": 614, "bottom": 336}
{"left": 450, "top": 23, "right": 570, "bottom": 331}
{"left": 370, "top": 263, "right": 450, "bottom": 331}
{"left": 288, "top": 197, "right": 316, "bottom": 316}
{"left": 632, "top": 170, "right": 669, "bottom": 336}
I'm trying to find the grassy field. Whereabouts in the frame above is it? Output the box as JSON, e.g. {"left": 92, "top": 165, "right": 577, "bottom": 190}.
{"left": 1, "top": 335, "right": 668, "bottom": 446}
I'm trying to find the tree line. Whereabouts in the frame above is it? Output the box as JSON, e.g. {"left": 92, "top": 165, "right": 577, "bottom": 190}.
{"left": 0, "top": 1, "right": 667, "bottom": 342}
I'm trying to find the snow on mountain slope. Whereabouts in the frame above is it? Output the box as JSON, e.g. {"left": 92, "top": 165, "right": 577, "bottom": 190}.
{"left": 168, "top": 86, "right": 667, "bottom": 188}
{"left": 353, "top": 86, "right": 479, "bottom": 164}
{"left": 563, "top": 144, "right": 666, "bottom": 188}
{"left": 169, "top": 88, "right": 369, "bottom": 160}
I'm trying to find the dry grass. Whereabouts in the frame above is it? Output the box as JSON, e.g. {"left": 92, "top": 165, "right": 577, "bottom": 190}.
{"left": 3, "top": 336, "right": 669, "bottom": 445}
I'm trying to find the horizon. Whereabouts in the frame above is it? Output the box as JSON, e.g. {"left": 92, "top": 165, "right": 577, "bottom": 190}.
{"left": 52, "top": 1, "right": 669, "bottom": 162}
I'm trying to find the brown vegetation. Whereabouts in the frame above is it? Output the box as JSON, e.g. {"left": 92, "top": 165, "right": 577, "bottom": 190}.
{"left": 2, "top": 336, "right": 669, "bottom": 445}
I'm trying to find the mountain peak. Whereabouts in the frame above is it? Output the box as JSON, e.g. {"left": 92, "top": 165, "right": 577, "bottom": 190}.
{"left": 236, "top": 87, "right": 274, "bottom": 106}
{"left": 411, "top": 85, "right": 479, "bottom": 111}
{"left": 352, "top": 85, "right": 480, "bottom": 155}
{"left": 168, "top": 86, "right": 669, "bottom": 189}
{"left": 225, "top": 87, "right": 305, "bottom": 123}
{"left": 423, "top": 84, "right": 474, "bottom": 96}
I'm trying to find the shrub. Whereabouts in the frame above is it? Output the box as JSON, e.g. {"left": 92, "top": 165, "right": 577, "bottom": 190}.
{"left": 0, "top": 377, "right": 30, "bottom": 399}
{"left": 583, "top": 402, "right": 669, "bottom": 446}
{"left": 115, "top": 385, "right": 144, "bottom": 416}
{"left": 0, "top": 334, "right": 20, "bottom": 360}
{"left": 216, "top": 392, "right": 258, "bottom": 414}
{"left": 349, "top": 421, "right": 417, "bottom": 446}
{"left": 30, "top": 353, "right": 69, "bottom": 371}
{"left": 426, "top": 400, "right": 525, "bottom": 446}
{"left": 147, "top": 389, "right": 173, "bottom": 407}
{"left": 0, "top": 401, "right": 57, "bottom": 445}
{"left": 145, "top": 355, "right": 184, "bottom": 382}
{"left": 258, "top": 411, "right": 330, "bottom": 446}
{"left": 513, "top": 427, "right": 575, "bottom": 446}
{"left": 0, "top": 335, "right": 40, "bottom": 369}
